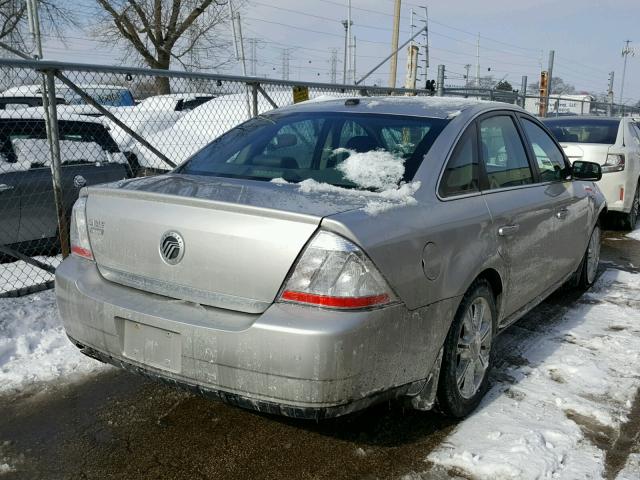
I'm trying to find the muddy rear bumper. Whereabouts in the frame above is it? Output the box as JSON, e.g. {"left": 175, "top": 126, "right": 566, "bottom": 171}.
{"left": 56, "top": 256, "right": 456, "bottom": 418}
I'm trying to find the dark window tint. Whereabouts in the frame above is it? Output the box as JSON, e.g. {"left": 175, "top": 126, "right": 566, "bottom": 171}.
{"left": 439, "top": 127, "right": 479, "bottom": 197}
{"left": 521, "top": 119, "right": 567, "bottom": 182}
{"left": 479, "top": 115, "right": 533, "bottom": 189}
{"left": 180, "top": 112, "right": 448, "bottom": 188}
{"left": 543, "top": 118, "right": 619, "bottom": 144}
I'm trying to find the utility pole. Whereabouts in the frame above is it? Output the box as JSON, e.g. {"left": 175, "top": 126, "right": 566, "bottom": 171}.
{"left": 26, "top": 0, "right": 43, "bottom": 59}
{"left": 388, "top": 0, "right": 402, "bottom": 88}
{"left": 420, "top": 6, "right": 429, "bottom": 88}
{"left": 520, "top": 75, "right": 528, "bottom": 108}
{"left": 475, "top": 33, "right": 480, "bottom": 87}
{"left": 620, "top": 40, "right": 635, "bottom": 105}
{"left": 281, "top": 49, "right": 290, "bottom": 81}
{"left": 436, "top": 64, "right": 445, "bottom": 96}
{"left": 248, "top": 38, "right": 258, "bottom": 76}
{"left": 329, "top": 48, "right": 338, "bottom": 84}
{"left": 352, "top": 36, "right": 357, "bottom": 84}
{"left": 544, "top": 49, "right": 555, "bottom": 115}
{"left": 347, "top": 0, "right": 352, "bottom": 82}
{"left": 341, "top": 19, "right": 352, "bottom": 84}
{"left": 464, "top": 64, "right": 471, "bottom": 87}
{"left": 404, "top": 44, "right": 420, "bottom": 91}
{"left": 608, "top": 71, "right": 615, "bottom": 116}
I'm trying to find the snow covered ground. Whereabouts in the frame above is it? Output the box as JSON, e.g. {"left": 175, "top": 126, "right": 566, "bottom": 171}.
{"left": 420, "top": 268, "right": 640, "bottom": 480}
{"left": 0, "top": 289, "right": 107, "bottom": 395}
{"left": 627, "top": 225, "right": 640, "bottom": 241}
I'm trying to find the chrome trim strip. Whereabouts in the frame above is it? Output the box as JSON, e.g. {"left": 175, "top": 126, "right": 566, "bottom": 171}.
{"left": 98, "top": 265, "right": 271, "bottom": 314}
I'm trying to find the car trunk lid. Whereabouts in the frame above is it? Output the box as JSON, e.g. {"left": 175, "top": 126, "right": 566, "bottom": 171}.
{"left": 85, "top": 175, "right": 365, "bottom": 313}
{"left": 558, "top": 142, "right": 612, "bottom": 165}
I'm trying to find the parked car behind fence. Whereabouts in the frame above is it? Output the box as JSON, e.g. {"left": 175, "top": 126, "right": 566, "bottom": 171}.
{"left": 0, "top": 109, "right": 130, "bottom": 294}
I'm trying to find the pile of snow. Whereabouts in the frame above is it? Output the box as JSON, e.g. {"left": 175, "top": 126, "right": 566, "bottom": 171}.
{"left": 272, "top": 148, "right": 420, "bottom": 216}
{"left": 424, "top": 269, "right": 640, "bottom": 480}
{"left": 627, "top": 225, "right": 640, "bottom": 241}
{"left": 0, "top": 289, "right": 107, "bottom": 394}
{"left": 130, "top": 92, "right": 274, "bottom": 170}
{"left": 335, "top": 148, "right": 404, "bottom": 190}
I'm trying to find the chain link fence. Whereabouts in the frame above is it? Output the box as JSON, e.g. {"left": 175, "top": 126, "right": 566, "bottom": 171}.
{"left": 0, "top": 57, "right": 638, "bottom": 295}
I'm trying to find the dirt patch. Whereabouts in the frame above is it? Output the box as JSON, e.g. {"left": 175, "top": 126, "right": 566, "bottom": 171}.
{"left": 604, "top": 389, "right": 640, "bottom": 480}
{"left": 504, "top": 388, "right": 526, "bottom": 401}
{"left": 607, "top": 325, "right": 627, "bottom": 332}
{"left": 548, "top": 369, "right": 566, "bottom": 384}
{"left": 564, "top": 409, "right": 616, "bottom": 451}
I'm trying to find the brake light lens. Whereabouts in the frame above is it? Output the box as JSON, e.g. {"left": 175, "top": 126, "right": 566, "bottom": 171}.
{"left": 70, "top": 197, "right": 94, "bottom": 261}
{"left": 279, "top": 231, "right": 396, "bottom": 309}
{"left": 602, "top": 154, "right": 625, "bottom": 173}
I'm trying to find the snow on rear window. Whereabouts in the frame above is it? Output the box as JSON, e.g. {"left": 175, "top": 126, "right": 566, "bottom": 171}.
{"left": 11, "top": 138, "right": 107, "bottom": 167}
{"left": 334, "top": 148, "right": 404, "bottom": 190}
{"left": 272, "top": 148, "right": 421, "bottom": 216}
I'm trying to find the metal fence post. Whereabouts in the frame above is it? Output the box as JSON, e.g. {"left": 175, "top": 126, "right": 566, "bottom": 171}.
{"left": 520, "top": 76, "right": 527, "bottom": 107}
{"left": 436, "top": 65, "right": 445, "bottom": 97}
{"left": 43, "top": 70, "right": 70, "bottom": 258}
{"left": 251, "top": 83, "right": 259, "bottom": 117}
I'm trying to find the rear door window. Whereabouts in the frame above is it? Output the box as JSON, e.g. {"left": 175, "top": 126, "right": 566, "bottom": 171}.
{"left": 479, "top": 115, "right": 534, "bottom": 189}
{"left": 521, "top": 119, "right": 568, "bottom": 182}
{"left": 439, "top": 127, "right": 479, "bottom": 197}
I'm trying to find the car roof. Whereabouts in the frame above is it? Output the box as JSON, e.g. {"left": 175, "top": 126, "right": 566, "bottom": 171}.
{"left": 0, "top": 108, "right": 106, "bottom": 125}
{"left": 274, "top": 95, "right": 521, "bottom": 120}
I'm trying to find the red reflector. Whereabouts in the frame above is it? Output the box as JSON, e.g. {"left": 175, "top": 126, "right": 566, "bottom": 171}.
{"left": 620, "top": 187, "right": 624, "bottom": 201}
{"left": 71, "top": 245, "right": 93, "bottom": 260}
{"left": 281, "top": 290, "right": 390, "bottom": 308}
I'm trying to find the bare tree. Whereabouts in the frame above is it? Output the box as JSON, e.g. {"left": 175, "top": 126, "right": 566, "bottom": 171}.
{"left": 93, "top": 0, "right": 232, "bottom": 93}
{"left": 0, "top": 0, "right": 76, "bottom": 57}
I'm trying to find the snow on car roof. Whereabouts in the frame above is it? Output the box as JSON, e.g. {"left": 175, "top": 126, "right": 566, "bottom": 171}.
{"left": 278, "top": 95, "right": 501, "bottom": 119}
{"left": 0, "top": 107, "right": 107, "bottom": 125}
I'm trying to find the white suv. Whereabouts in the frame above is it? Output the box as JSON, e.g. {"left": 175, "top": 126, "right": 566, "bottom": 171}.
{"left": 544, "top": 116, "right": 640, "bottom": 229}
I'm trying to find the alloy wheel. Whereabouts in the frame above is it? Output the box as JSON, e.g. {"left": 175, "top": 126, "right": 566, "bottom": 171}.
{"left": 455, "top": 297, "right": 493, "bottom": 399}
{"left": 586, "top": 225, "right": 601, "bottom": 285}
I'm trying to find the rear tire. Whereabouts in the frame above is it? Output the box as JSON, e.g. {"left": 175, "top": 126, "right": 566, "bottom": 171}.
{"left": 621, "top": 183, "right": 639, "bottom": 231}
{"left": 437, "top": 279, "right": 496, "bottom": 418}
{"left": 577, "top": 225, "right": 601, "bottom": 289}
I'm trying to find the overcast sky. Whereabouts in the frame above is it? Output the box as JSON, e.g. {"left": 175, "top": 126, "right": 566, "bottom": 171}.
{"left": 40, "top": 0, "right": 640, "bottom": 104}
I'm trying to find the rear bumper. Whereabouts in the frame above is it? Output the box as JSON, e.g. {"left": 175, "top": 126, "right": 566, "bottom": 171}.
{"left": 56, "top": 256, "right": 456, "bottom": 418}
{"left": 598, "top": 170, "right": 637, "bottom": 213}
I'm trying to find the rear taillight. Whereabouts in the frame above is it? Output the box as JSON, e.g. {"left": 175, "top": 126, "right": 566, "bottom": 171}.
{"left": 279, "top": 231, "right": 396, "bottom": 309}
{"left": 70, "top": 197, "right": 94, "bottom": 261}
{"left": 602, "top": 154, "right": 625, "bottom": 173}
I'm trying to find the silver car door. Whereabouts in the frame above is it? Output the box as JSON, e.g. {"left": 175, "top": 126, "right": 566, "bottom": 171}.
{"left": 519, "top": 116, "right": 590, "bottom": 282}
{"left": 477, "top": 112, "right": 555, "bottom": 318}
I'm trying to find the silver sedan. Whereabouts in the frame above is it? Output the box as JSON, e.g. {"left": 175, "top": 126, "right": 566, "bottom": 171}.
{"left": 56, "top": 96, "right": 605, "bottom": 419}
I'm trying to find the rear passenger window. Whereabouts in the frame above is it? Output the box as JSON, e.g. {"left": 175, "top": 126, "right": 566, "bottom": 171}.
{"left": 439, "top": 127, "right": 479, "bottom": 197}
{"left": 521, "top": 119, "right": 568, "bottom": 182}
{"left": 479, "top": 115, "right": 533, "bottom": 190}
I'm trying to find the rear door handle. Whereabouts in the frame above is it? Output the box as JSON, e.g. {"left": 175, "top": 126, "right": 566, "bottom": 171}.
{"left": 0, "top": 184, "right": 14, "bottom": 192}
{"left": 498, "top": 224, "right": 520, "bottom": 236}
{"left": 556, "top": 207, "right": 569, "bottom": 219}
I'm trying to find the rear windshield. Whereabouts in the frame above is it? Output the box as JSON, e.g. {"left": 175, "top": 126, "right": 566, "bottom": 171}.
{"left": 543, "top": 118, "right": 619, "bottom": 144}
{"left": 178, "top": 112, "right": 448, "bottom": 188}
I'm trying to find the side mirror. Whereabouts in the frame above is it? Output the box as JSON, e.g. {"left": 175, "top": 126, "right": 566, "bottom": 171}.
{"left": 572, "top": 161, "right": 602, "bottom": 181}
